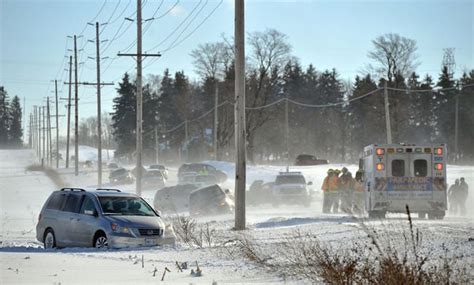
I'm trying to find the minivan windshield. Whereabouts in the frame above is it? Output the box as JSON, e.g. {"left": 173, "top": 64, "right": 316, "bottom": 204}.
{"left": 99, "top": 196, "right": 156, "bottom": 216}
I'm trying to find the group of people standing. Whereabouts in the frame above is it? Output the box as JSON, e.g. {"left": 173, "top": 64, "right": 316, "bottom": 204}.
{"left": 448, "top": 177, "right": 469, "bottom": 216}
{"left": 321, "top": 167, "right": 364, "bottom": 214}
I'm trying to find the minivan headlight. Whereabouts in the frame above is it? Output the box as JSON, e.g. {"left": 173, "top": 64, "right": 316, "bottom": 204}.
{"left": 111, "top": 223, "right": 132, "bottom": 235}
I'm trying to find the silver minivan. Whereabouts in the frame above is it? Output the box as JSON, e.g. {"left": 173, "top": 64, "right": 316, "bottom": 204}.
{"left": 36, "top": 188, "right": 175, "bottom": 249}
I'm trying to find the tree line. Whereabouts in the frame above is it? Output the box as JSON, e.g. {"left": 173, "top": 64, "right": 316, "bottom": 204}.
{"left": 110, "top": 30, "right": 474, "bottom": 164}
{"left": 0, "top": 86, "right": 23, "bottom": 148}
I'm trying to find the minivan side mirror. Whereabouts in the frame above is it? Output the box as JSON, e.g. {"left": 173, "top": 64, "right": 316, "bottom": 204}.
{"left": 307, "top": 181, "right": 313, "bottom": 186}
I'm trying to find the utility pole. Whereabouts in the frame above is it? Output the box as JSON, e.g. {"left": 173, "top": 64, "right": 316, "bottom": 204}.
{"left": 47, "top": 97, "right": 52, "bottom": 166}
{"left": 214, "top": 83, "right": 218, "bottom": 160}
{"left": 184, "top": 120, "right": 188, "bottom": 162}
{"left": 384, "top": 81, "right": 392, "bottom": 144}
{"left": 454, "top": 91, "right": 459, "bottom": 162}
{"left": 54, "top": 80, "right": 59, "bottom": 168}
{"left": 37, "top": 106, "right": 41, "bottom": 160}
{"left": 74, "top": 35, "right": 79, "bottom": 176}
{"left": 42, "top": 106, "right": 46, "bottom": 165}
{"left": 117, "top": 0, "right": 161, "bottom": 196}
{"left": 33, "top": 106, "right": 37, "bottom": 155}
{"left": 234, "top": 0, "right": 246, "bottom": 230}
{"left": 285, "top": 97, "right": 289, "bottom": 171}
{"left": 154, "top": 125, "right": 159, "bottom": 164}
{"left": 94, "top": 21, "right": 103, "bottom": 186}
{"left": 66, "top": 56, "right": 72, "bottom": 168}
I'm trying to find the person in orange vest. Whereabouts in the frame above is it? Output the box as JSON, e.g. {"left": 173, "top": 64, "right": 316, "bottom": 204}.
{"left": 322, "top": 169, "right": 339, "bottom": 213}
{"left": 331, "top": 169, "right": 342, "bottom": 213}
{"left": 338, "top": 167, "right": 354, "bottom": 213}
{"left": 321, "top": 169, "right": 335, "bottom": 213}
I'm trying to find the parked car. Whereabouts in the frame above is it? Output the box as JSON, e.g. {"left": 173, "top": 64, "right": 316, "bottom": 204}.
{"left": 295, "top": 154, "right": 329, "bottom": 166}
{"left": 271, "top": 172, "right": 313, "bottom": 207}
{"left": 36, "top": 188, "right": 175, "bottom": 249}
{"left": 107, "top": 163, "right": 119, "bottom": 169}
{"left": 84, "top": 160, "right": 94, "bottom": 168}
{"left": 109, "top": 168, "right": 134, "bottom": 185}
{"left": 178, "top": 163, "right": 227, "bottom": 183}
{"left": 247, "top": 180, "right": 275, "bottom": 206}
{"left": 149, "top": 164, "right": 168, "bottom": 180}
{"left": 142, "top": 169, "right": 165, "bottom": 189}
{"left": 189, "top": 185, "right": 234, "bottom": 216}
{"left": 153, "top": 184, "right": 198, "bottom": 213}
{"left": 179, "top": 173, "right": 218, "bottom": 188}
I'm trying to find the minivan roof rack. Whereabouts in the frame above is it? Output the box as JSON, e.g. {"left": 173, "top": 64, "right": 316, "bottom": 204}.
{"left": 60, "top": 187, "right": 86, "bottom": 192}
{"left": 96, "top": 188, "right": 122, "bottom": 192}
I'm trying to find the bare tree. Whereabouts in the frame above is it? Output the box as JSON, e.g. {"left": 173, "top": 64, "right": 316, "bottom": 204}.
{"left": 190, "top": 42, "right": 228, "bottom": 81}
{"left": 246, "top": 29, "right": 292, "bottom": 162}
{"left": 367, "top": 33, "right": 419, "bottom": 82}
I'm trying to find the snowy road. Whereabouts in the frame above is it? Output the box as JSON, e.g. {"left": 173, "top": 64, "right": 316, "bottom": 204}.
{"left": 1, "top": 149, "right": 473, "bottom": 284}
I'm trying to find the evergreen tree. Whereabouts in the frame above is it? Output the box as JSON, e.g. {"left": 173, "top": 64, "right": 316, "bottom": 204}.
{"left": 458, "top": 70, "right": 474, "bottom": 161}
{"left": 112, "top": 73, "right": 136, "bottom": 159}
{"left": 0, "top": 87, "right": 10, "bottom": 146}
{"left": 435, "top": 66, "right": 456, "bottom": 154}
{"left": 8, "top": 96, "right": 23, "bottom": 147}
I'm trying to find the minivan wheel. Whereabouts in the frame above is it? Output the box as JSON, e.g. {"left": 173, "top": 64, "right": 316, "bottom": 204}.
{"left": 94, "top": 233, "right": 108, "bottom": 248}
{"left": 44, "top": 229, "right": 56, "bottom": 249}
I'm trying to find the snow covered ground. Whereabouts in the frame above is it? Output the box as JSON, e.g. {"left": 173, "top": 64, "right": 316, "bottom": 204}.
{"left": 1, "top": 148, "right": 473, "bottom": 284}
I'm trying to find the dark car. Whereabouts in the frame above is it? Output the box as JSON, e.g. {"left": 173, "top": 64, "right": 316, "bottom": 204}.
{"left": 142, "top": 170, "right": 165, "bottom": 189}
{"left": 109, "top": 168, "right": 134, "bottom": 185}
{"left": 295, "top": 154, "right": 329, "bottom": 166}
{"left": 189, "top": 185, "right": 234, "bottom": 216}
{"left": 153, "top": 184, "right": 198, "bottom": 213}
{"left": 149, "top": 164, "right": 168, "bottom": 179}
{"left": 108, "top": 163, "right": 119, "bottom": 169}
{"left": 178, "top": 163, "right": 227, "bottom": 183}
{"left": 247, "top": 180, "right": 275, "bottom": 206}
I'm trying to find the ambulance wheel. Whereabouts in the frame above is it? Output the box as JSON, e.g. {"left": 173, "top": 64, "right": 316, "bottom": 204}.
{"left": 418, "top": 212, "right": 427, "bottom": 219}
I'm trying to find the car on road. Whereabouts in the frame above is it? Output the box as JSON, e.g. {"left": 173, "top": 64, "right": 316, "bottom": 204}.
{"left": 179, "top": 173, "right": 219, "bottom": 188}
{"left": 36, "top": 188, "right": 175, "bottom": 249}
{"left": 153, "top": 184, "right": 198, "bottom": 214}
{"left": 178, "top": 163, "right": 227, "bottom": 183}
{"left": 109, "top": 168, "right": 134, "bottom": 185}
{"left": 142, "top": 169, "right": 166, "bottom": 189}
{"left": 247, "top": 180, "right": 275, "bottom": 206}
{"left": 271, "top": 172, "right": 313, "bottom": 207}
{"left": 189, "top": 184, "right": 234, "bottom": 216}
{"left": 295, "top": 154, "right": 329, "bottom": 166}
{"left": 107, "top": 163, "right": 119, "bottom": 169}
{"left": 149, "top": 164, "right": 168, "bottom": 180}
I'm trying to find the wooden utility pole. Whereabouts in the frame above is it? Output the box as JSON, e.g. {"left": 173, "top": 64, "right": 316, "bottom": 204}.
{"left": 154, "top": 125, "right": 159, "bottom": 164}
{"left": 95, "top": 22, "right": 103, "bottom": 186}
{"left": 214, "top": 83, "right": 218, "bottom": 160}
{"left": 234, "top": 0, "right": 246, "bottom": 230}
{"left": 42, "top": 106, "right": 46, "bottom": 164}
{"left": 66, "top": 56, "right": 72, "bottom": 168}
{"left": 74, "top": 35, "right": 79, "bottom": 176}
{"left": 285, "top": 97, "right": 289, "bottom": 171}
{"left": 117, "top": 0, "right": 161, "bottom": 196}
{"left": 54, "top": 80, "right": 59, "bottom": 168}
{"left": 47, "top": 97, "right": 52, "bottom": 166}
{"left": 383, "top": 81, "right": 392, "bottom": 144}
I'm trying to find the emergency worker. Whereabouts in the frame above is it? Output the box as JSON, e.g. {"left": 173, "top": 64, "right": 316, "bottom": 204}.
{"left": 459, "top": 177, "right": 468, "bottom": 216}
{"left": 448, "top": 179, "right": 460, "bottom": 215}
{"left": 321, "top": 169, "right": 338, "bottom": 213}
{"left": 353, "top": 170, "right": 365, "bottom": 215}
{"left": 338, "top": 168, "right": 353, "bottom": 213}
{"left": 332, "top": 169, "right": 342, "bottom": 213}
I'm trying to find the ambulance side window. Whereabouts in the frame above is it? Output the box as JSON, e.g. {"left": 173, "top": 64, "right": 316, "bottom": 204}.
{"left": 392, "top": 160, "right": 405, "bottom": 177}
{"left": 414, "top": 159, "right": 427, "bottom": 177}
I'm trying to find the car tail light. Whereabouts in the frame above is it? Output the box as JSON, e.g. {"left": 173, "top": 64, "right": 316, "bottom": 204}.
{"left": 111, "top": 223, "right": 118, "bottom": 231}
{"left": 435, "top": 148, "right": 443, "bottom": 155}
{"left": 376, "top": 148, "right": 385, "bottom": 155}
{"left": 376, "top": 163, "right": 384, "bottom": 171}
{"left": 435, "top": 163, "right": 443, "bottom": 171}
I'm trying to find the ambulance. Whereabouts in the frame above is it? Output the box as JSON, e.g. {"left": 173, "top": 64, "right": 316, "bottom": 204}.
{"left": 359, "top": 144, "right": 447, "bottom": 219}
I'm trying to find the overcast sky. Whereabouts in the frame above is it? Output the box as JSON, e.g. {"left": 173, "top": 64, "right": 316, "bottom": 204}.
{"left": 1, "top": 0, "right": 472, "bottom": 134}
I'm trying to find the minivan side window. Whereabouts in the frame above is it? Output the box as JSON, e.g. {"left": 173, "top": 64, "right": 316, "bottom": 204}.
{"left": 392, "top": 159, "right": 405, "bottom": 177}
{"left": 46, "top": 193, "right": 66, "bottom": 210}
{"left": 414, "top": 159, "right": 428, "bottom": 177}
{"left": 80, "top": 196, "right": 97, "bottom": 215}
{"left": 63, "top": 194, "right": 81, "bottom": 213}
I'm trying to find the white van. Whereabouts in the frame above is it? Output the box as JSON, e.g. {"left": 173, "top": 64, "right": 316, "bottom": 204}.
{"left": 360, "top": 144, "right": 447, "bottom": 219}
